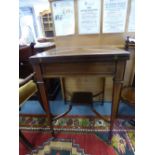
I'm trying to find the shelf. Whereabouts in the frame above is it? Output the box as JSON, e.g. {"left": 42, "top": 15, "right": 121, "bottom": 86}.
{"left": 40, "top": 10, "right": 54, "bottom": 37}
{"left": 44, "top": 29, "right": 53, "bottom": 31}
{"left": 43, "top": 21, "right": 53, "bottom": 24}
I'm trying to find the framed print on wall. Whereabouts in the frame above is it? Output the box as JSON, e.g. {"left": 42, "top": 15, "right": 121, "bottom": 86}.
{"left": 78, "top": 0, "right": 101, "bottom": 34}
{"left": 103, "top": 0, "right": 128, "bottom": 33}
{"left": 51, "top": 0, "right": 75, "bottom": 36}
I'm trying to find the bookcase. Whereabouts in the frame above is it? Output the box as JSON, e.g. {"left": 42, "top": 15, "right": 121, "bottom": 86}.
{"left": 40, "top": 10, "right": 54, "bottom": 37}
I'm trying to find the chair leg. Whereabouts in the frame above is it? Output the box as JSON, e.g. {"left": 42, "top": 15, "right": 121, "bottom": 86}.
{"left": 101, "top": 78, "right": 106, "bottom": 106}
{"left": 19, "top": 130, "right": 34, "bottom": 150}
{"left": 100, "top": 98, "right": 105, "bottom": 106}
{"left": 128, "top": 120, "right": 135, "bottom": 126}
{"left": 52, "top": 104, "right": 72, "bottom": 121}
{"left": 91, "top": 103, "right": 112, "bottom": 143}
{"left": 91, "top": 103, "right": 110, "bottom": 123}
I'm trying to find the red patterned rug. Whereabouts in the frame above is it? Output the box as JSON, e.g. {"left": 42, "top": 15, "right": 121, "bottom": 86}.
{"left": 19, "top": 115, "right": 134, "bottom": 132}
{"left": 19, "top": 115, "right": 135, "bottom": 155}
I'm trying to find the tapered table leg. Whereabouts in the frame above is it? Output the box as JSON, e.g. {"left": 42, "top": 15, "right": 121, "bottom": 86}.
{"left": 33, "top": 65, "right": 54, "bottom": 134}
{"left": 109, "top": 61, "right": 126, "bottom": 142}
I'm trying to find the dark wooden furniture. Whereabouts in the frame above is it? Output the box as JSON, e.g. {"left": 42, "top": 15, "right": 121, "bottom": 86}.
{"left": 37, "top": 37, "right": 55, "bottom": 43}
{"left": 123, "top": 36, "right": 135, "bottom": 114}
{"left": 125, "top": 36, "right": 135, "bottom": 51}
{"left": 19, "top": 44, "right": 35, "bottom": 78}
{"left": 29, "top": 46, "right": 130, "bottom": 140}
{"left": 19, "top": 42, "right": 59, "bottom": 100}
{"left": 121, "top": 86, "right": 135, "bottom": 106}
{"left": 119, "top": 78, "right": 135, "bottom": 121}
{"left": 19, "top": 73, "right": 36, "bottom": 150}
{"left": 116, "top": 36, "right": 135, "bottom": 120}
{"left": 19, "top": 42, "right": 56, "bottom": 78}
{"left": 19, "top": 73, "right": 55, "bottom": 149}
{"left": 33, "top": 42, "right": 56, "bottom": 54}
{"left": 34, "top": 43, "right": 59, "bottom": 100}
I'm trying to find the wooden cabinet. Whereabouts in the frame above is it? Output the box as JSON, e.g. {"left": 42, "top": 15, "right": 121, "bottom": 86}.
{"left": 40, "top": 10, "right": 54, "bottom": 37}
{"left": 19, "top": 44, "right": 35, "bottom": 78}
{"left": 19, "top": 44, "right": 60, "bottom": 100}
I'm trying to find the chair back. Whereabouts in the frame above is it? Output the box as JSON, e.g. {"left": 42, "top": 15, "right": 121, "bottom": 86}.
{"left": 19, "top": 43, "right": 34, "bottom": 62}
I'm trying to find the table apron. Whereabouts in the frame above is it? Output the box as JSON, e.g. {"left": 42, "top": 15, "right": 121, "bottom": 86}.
{"left": 41, "top": 62, "right": 116, "bottom": 77}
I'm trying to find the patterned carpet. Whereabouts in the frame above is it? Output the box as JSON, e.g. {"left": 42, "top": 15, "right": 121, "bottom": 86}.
{"left": 19, "top": 115, "right": 134, "bottom": 132}
{"left": 19, "top": 115, "right": 135, "bottom": 155}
